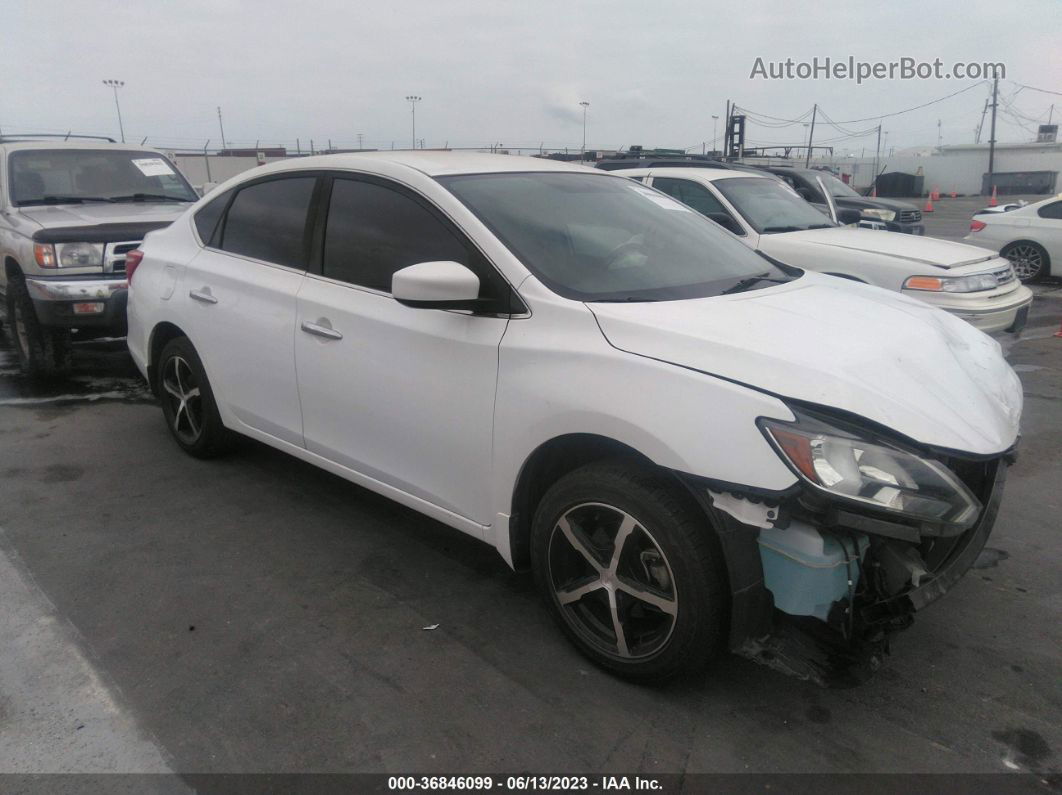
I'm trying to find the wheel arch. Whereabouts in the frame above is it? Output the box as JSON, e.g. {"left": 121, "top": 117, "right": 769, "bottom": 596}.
{"left": 147, "top": 321, "right": 190, "bottom": 395}
{"left": 507, "top": 433, "right": 668, "bottom": 571}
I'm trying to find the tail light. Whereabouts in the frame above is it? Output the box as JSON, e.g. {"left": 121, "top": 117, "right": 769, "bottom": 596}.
{"left": 969, "top": 219, "right": 986, "bottom": 232}
{"left": 125, "top": 249, "right": 145, "bottom": 283}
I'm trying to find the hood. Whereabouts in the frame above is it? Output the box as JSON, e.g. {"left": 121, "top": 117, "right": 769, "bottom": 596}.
{"left": 588, "top": 274, "right": 1021, "bottom": 456}
{"left": 836, "top": 196, "right": 919, "bottom": 212}
{"left": 17, "top": 202, "right": 188, "bottom": 230}
{"left": 763, "top": 227, "right": 998, "bottom": 269}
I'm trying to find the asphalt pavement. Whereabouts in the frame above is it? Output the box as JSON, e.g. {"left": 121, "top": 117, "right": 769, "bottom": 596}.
{"left": 0, "top": 210, "right": 1059, "bottom": 781}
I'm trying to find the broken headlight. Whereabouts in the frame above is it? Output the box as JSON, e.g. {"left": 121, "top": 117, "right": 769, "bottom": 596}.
{"left": 761, "top": 411, "right": 981, "bottom": 530}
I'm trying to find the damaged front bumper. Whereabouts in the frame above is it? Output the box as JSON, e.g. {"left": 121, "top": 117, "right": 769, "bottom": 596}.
{"left": 681, "top": 454, "right": 1008, "bottom": 685}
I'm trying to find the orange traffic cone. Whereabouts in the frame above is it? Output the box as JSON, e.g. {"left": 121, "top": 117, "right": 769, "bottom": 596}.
{"left": 931, "top": 186, "right": 940, "bottom": 201}
{"left": 924, "top": 195, "right": 935, "bottom": 213}
{"left": 988, "top": 185, "right": 999, "bottom": 207}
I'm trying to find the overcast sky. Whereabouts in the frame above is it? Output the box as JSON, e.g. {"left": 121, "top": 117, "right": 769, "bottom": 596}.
{"left": 3, "top": 0, "right": 1060, "bottom": 154}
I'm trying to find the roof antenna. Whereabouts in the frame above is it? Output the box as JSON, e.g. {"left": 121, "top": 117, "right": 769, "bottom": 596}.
{"left": 141, "top": 136, "right": 148, "bottom": 145}
{"left": 64, "top": 130, "right": 72, "bottom": 140}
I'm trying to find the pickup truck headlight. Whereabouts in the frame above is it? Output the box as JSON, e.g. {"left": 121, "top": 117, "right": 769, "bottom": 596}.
{"left": 56, "top": 242, "right": 105, "bottom": 268}
{"left": 903, "top": 271, "right": 1003, "bottom": 293}
{"left": 761, "top": 412, "right": 980, "bottom": 529}
{"left": 34, "top": 242, "right": 106, "bottom": 269}
{"left": 860, "top": 208, "right": 896, "bottom": 222}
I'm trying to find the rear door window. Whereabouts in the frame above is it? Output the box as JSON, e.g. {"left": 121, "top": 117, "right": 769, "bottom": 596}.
{"left": 219, "top": 177, "right": 316, "bottom": 269}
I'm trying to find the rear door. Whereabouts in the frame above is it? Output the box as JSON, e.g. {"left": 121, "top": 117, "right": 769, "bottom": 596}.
{"left": 294, "top": 174, "right": 514, "bottom": 526}
{"left": 181, "top": 173, "right": 317, "bottom": 446}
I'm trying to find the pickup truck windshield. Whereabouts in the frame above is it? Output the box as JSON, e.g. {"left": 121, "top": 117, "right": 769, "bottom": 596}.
{"left": 9, "top": 149, "right": 197, "bottom": 206}
{"left": 819, "top": 173, "right": 861, "bottom": 198}
{"left": 439, "top": 172, "right": 795, "bottom": 301}
{"left": 713, "top": 177, "right": 838, "bottom": 234}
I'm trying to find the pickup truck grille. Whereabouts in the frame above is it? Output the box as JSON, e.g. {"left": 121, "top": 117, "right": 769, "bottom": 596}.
{"left": 104, "top": 241, "right": 141, "bottom": 274}
{"left": 899, "top": 210, "right": 922, "bottom": 223}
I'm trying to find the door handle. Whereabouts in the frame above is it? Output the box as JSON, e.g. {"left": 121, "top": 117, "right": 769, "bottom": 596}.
{"left": 300, "top": 320, "right": 343, "bottom": 340}
{"left": 189, "top": 288, "right": 218, "bottom": 304}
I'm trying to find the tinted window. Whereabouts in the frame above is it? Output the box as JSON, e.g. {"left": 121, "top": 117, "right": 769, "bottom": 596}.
{"left": 323, "top": 179, "right": 471, "bottom": 292}
{"left": 220, "top": 177, "right": 316, "bottom": 268}
{"left": 1038, "top": 201, "right": 1062, "bottom": 220}
{"left": 653, "top": 178, "right": 726, "bottom": 215}
{"left": 713, "top": 177, "right": 837, "bottom": 234}
{"left": 194, "top": 190, "right": 229, "bottom": 245}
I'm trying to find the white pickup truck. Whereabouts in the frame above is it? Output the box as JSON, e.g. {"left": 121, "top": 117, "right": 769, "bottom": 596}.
{"left": 0, "top": 137, "right": 197, "bottom": 375}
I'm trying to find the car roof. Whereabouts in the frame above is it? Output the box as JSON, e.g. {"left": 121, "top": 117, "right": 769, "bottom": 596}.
{"left": 0, "top": 140, "right": 169, "bottom": 154}
{"left": 617, "top": 167, "right": 770, "bottom": 182}
{"left": 253, "top": 151, "right": 602, "bottom": 178}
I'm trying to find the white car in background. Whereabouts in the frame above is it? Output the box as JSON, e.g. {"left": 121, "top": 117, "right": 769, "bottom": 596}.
{"left": 965, "top": 194, "right": 1062, "bottom": 282}
{"left": 127, "top": 152, "right": 1021, "bottom": 682}
{"left": 621, "top": 167, "right": 1033, "bottom": 334}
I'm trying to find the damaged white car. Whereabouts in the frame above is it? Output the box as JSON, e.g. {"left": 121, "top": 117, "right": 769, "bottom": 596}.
{"left": 127, "top": 153, "right": 1022, "bottom": 682}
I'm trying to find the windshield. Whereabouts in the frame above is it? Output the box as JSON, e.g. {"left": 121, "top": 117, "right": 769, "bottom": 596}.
{"left": 9, "top": 149, "right": 197, "bottom": 206}
{"left": 818, "top": 172, "right": 861, "bottom": 198}
{"left": 713, "top": 177, "right": 838, "bottom": 234}
{"left": 439, "top": 172, "right": 796, "bottom": 301}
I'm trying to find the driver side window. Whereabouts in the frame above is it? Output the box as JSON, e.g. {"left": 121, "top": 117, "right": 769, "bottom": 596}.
{"left": 652, "top": 178, "right": 745, "bottom": 235}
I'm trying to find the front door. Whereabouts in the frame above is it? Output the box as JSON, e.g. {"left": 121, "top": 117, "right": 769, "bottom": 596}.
{"left": 295, "top": 175, "right": 512, "bottom": 526}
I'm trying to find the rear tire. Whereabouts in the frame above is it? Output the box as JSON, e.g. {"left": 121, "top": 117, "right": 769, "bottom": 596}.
{"left": 157, "top": 336, "right": 235, "bottom": 458}
{"left": 530, "top": 459, "right": 727, "bottom": 682}
{"left": 1001, "top": 241, "right": 1049, "bottom": 283}
{"left": 5, "top": 272, "right": 72, "bottom": 377}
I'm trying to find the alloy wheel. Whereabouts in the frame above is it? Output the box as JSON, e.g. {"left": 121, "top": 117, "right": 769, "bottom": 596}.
{"left": 161, "top": 355, "right": 203, "bottom": 444}
{"left": 1004, "top": 244, "right": 1043, "bottom": 281}
{"left": 547, "top": 502, "right": 678, "bottom": 660}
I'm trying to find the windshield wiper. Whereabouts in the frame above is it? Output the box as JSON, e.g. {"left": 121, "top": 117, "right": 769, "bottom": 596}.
{"left": 805, "top": 223, "right": 835, "bottom": 230}
{"left": 761, "top": 225, "right": 802, "bottom": 233}
{"left": 18, "top": 195, "right": 115, "bottom": 206}
{"left": 592, "top": 296, "right": 662, "bottom": 303}
{"left": 721, "top": 274, "right": 789, "bottom": 295}
{"left": 110, "top": 193, "right": 193, "bottom": 203}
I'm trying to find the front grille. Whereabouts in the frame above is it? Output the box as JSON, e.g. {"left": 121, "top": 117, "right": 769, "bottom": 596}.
{"left": 899, "top": 210, "right": 922, "bottom": 223}
{"left": 992, "top": 266, "right": 1016, "bottom": 286}
{"left": 104, "top": 241, "right": 141, "bottom": 275}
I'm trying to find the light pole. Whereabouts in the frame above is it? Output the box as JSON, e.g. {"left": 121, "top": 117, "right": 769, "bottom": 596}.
{"left": 712, "top": 115, "right": 719, "bottom": 154}
{"left": 102, "top": 79, "right": 125, "bottom": 142}
{"left": 405, "top": 95, "right": 421, "bottom": 149}
{"left": 580, "top": 101, "right": 590, "bottom": 157}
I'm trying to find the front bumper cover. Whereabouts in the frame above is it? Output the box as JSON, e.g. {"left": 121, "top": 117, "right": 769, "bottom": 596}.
{"left": 25, "top": 276, "right": 128, "bottom": 331}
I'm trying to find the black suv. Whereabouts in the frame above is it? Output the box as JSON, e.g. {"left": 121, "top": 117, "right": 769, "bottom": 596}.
{"left": 761, "top": 166, "right": 924, "bottom": 235}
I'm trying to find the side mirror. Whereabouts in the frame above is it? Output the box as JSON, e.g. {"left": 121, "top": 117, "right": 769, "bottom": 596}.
{"left": 392, "top": 261, "right": 482, "bottom": 310}
{"left": 837, "top": 208, "right": 863, "bottom": 226}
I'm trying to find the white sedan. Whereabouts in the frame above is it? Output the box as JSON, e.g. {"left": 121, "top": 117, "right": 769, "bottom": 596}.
{"left": 126, "top": 152, "right": 1020, "bottom": 681}
{"left": 621, "top": 167, "right": 1033, "bottom": 334}
{"left": 965, "top": 194, "right": 1062, "bottom": 282}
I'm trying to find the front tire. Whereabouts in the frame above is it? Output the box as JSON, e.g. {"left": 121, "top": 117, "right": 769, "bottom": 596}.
{"left": 530, "top": 459, "right": 726, "bottom": 681}
{"left": 157, "top": 336, "right": 234, "bottom": 458}
{"left": 1001, "top": 241, "right": 1049, "bottom": 283}
{"left": 5, "top": 272, "right": 72, "bottom": 377}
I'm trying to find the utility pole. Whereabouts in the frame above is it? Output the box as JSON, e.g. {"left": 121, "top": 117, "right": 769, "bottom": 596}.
{"left": 804, "top": 103, "right": 818, "bottom": 167}
{"left": 216, "top": 106, "right": 227, "bottom": 151}
{"left": 987, "top": 76, "right": 999, "bottom": 195}
{"left": 102, "top": 79, "right": 125, "bottom": 142}
{"left": 357, "top": 133, "right": 364, "bottom": 150}
{"left": 873, "top": 124, "right": 882, "bottom": 193}
{"left": 711, "top": 114, "right": 719, "bottom": 154}
{"left": 937, "top": 118, "right": 942, "bottom": 150}
{"left": 580, "top": 101, "right": 590, "bottom": 157}
{"left": 406, "top": 95, "right": 421, "bottom": 149}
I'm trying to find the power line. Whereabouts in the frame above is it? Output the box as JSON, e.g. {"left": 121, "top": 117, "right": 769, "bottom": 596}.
{"left": 1010, "top": 82, "right": 1062, "bottom": 98}
{"left": 827, "top": 81, "right": 988, "bottom": 124}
